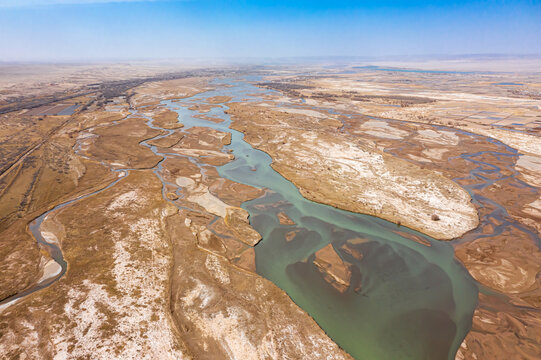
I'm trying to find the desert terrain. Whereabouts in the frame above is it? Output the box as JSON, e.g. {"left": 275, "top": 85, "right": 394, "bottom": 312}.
{"left": 0, "top": 60, "right": 540, "bottom": 359}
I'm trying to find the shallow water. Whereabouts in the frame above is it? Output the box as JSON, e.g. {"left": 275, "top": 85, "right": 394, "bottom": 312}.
{"left": 494, "top": 82, "right": 523, "bottom": 86}
{"left": 165, "top": 78, "right": 479, "bottom": 360}
{"left": 57, "top": 104, "right": 79, "bottom": 116}
{"left": 352, "top": 65, "right": 477, "bottom": 75}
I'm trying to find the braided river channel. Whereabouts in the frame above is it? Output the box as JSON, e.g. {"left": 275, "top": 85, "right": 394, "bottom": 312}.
{"left": 167, "top": 78, "right": 479, "bottom": 360}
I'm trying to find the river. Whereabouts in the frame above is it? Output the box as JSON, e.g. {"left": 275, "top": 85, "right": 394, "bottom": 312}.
{"left": 163, "top": 78, "right": 479, "bottom": 360}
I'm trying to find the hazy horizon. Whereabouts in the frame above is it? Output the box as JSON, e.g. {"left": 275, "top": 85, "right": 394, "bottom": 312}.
{"left": 1, "top": 0, "right": 540, "bottom": 62}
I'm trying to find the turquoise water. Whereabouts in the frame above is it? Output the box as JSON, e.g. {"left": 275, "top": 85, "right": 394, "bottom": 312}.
{"left": 352, "top": 66, "right": 477, "bottom": 75}
{"left": 494, "top": 82, "right": 523, "bottom": 86}
{"left": 167, "top": 78, "right": 478, "bottom": 360}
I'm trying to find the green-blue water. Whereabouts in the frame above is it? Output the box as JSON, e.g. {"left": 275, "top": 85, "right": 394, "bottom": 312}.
{"left": 167, "top": 78, "right": 478, "bottom": 360}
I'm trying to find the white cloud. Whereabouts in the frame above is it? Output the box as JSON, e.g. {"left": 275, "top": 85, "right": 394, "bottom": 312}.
{"left": 0, "top": 0, "right": 173, "bottom": 7}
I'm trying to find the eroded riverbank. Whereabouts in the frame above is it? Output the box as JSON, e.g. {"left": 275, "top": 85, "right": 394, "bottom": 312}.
{"left": 161, "top": 78, "right": 479, "bottom": 359}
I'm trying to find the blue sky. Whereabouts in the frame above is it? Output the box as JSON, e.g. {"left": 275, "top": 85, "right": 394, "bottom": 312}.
{"left": 0, "top": 0, "right": 539, "bottom": 61}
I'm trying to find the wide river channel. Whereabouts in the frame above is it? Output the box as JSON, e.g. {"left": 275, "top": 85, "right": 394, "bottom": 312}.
{"left": 166, "top": 78, "right": 479, "bottom": 360}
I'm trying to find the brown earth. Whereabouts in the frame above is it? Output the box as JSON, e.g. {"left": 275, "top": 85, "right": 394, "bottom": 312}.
{"left": 455, "top": 293, "right": 541, "bottom": 360}
{"left": 0, "top": 75, "right": 354, "bottom": 359}
{"left": 193, "top": 113, "right": 225, "bottom": 123}
{"left": 79, "top": 117, "right": 165, "bottom": 169}
{"left": 151, "top": 109, "right": 184, "bottom": 129}
{"left": 277, "top": 211, "right": 295, "bottom": 225}
{"left": 206, "top": 95, "right": 233, "bottom": 104}
{"left": 313, "top": 243, "right": 353, "bottom": 293}
{"left": 188, "top": 103, "right": 219, "bottom": 113}
{"left": 156, "top": 126, "right": 233, "bottom": 166}
{"left": 147, "top": 131, "right": 184, "bottom": 148}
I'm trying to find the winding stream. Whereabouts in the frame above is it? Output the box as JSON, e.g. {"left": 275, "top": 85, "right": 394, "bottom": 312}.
{"left": 0, "top": 170, "right": 128, "bottom": 308}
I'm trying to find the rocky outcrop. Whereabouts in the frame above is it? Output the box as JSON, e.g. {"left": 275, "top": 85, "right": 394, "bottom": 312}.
{"left": 277, "top": 211, "right": 295, "bottom": 225}
{"left": 225, "top": 207, "right": 262, "bottom": 246}
{"left": 313, "top": 244, "right": 352, "bottom": 293}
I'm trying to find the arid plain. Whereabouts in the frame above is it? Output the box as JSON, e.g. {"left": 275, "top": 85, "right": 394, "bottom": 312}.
{"left": 0, "top": 60, "right": 540, "bottom": 359}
